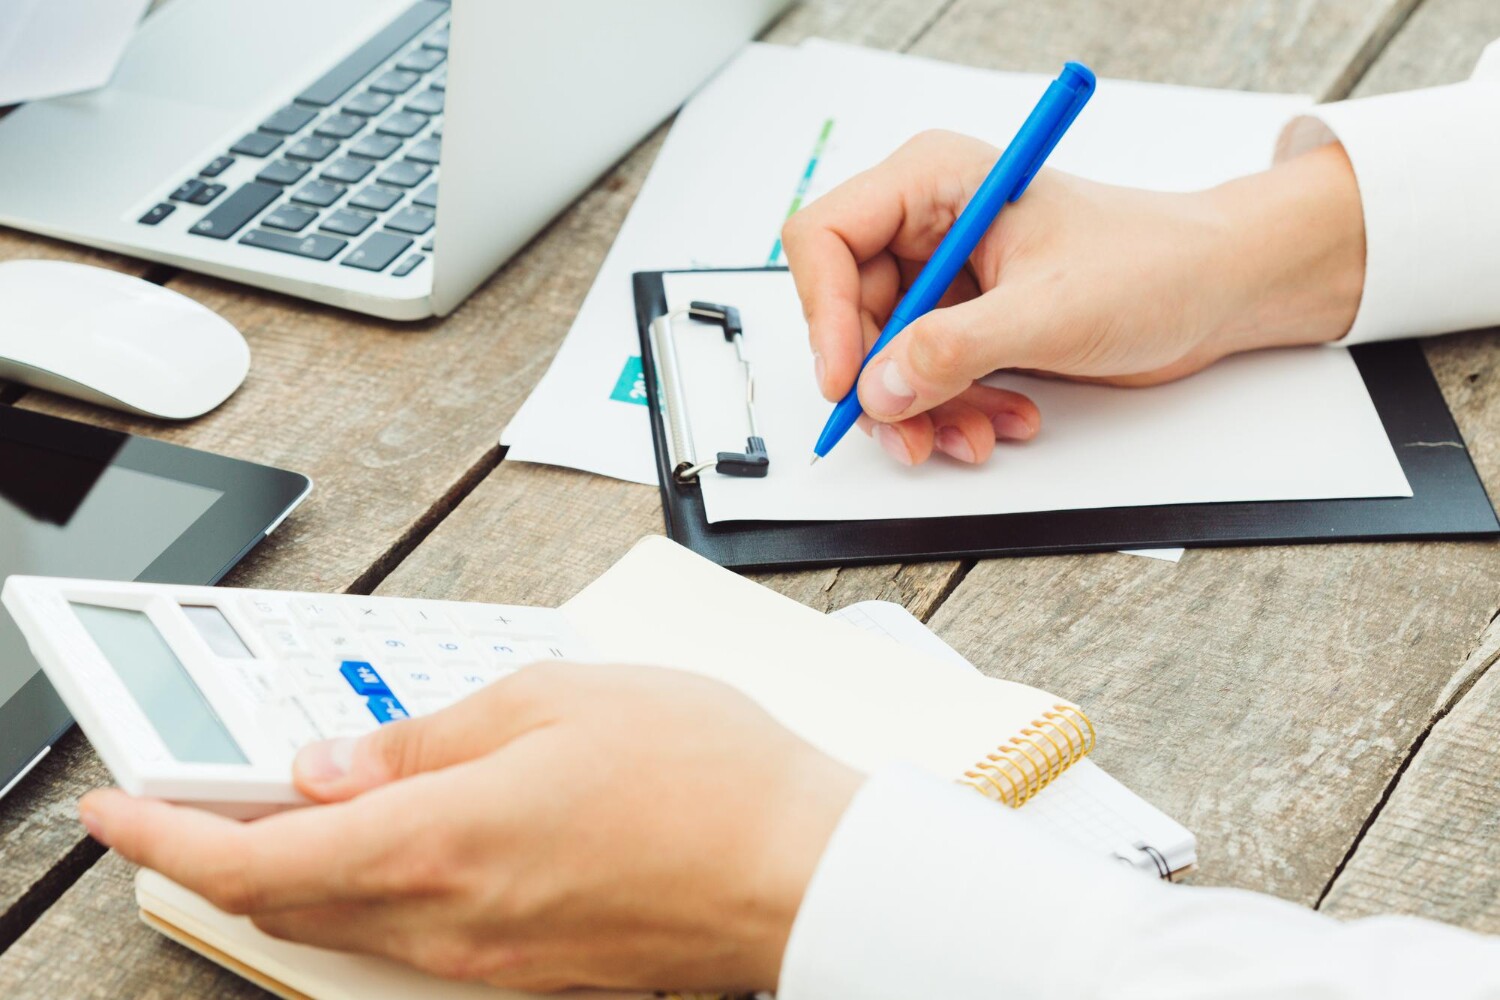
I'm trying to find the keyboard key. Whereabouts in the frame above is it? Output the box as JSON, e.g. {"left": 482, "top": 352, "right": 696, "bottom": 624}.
{"left": 296, "top": 2, "right": 447, "bottom": 106}
{"left": 199, "top": 155, "right": 235, "bottom": 177}
{"left": 188, "top": 182, "right": 227, "bottom": 205}
{"left": 262, "top": 204, "right": 319, "bottom": 232}
{"left": 321, "top": 157, "right": 374, "bottom": 184}
{"left": 405, "top": 89, "right": 444, "bottom": 116}
{"left": 255, "top": 159, "right": 310, "bottom": 185}
{"left": 286, "top": 136, "right": 339, "bottom": 162}
{"left": 371, "top": 69, "right": 420, "bottom": 95}
{"left": 260, "top": 104, "right": 317, "bottom": 135}
{"left": 392, "top": 254, "right": 426, "bottom": 277}
{"left": 423, "top": 25, "right": 449, "bottom": 51}
{"left": 238, "top": 229, "right": 349, "bottom": 261}
{"left": 343, "top": 90, "right": 393, "bottom": 117}
{"left": 341, "top": 231, "right": 411, "bottom": 272}
{"left": 230, "top": 131, "right": 282, "bottom": 157}
{"left": 397, "top": 47, "right": 445, "bottom": 73}
{"left": 377, "top": 160, "right": 431, "bottom": 188}
{"left": 422, "top": 238, "right": 434, "bottom": 252}
{"left": 349, "top": 133, "right": 403, "bottom": 160}
{"left": 430, "top": 69, "right": 446, "bottom": 91}
{"left": 169, "top": 178, "right": 209, "bottom": 202}
{"left": 413, "top": 182, "right": 438, "bottom": 209}
{"left": 366, "top": 694, "right": 410, "bottom": 724}
{"left": 405, "top": 137, "right": 440, "bottom": 165}
{"left": 376, "top": 112, "right": 426, "bottom": 138}
{"left": 350, "top": 185, "right": 402, "bottom": 212}
{"left": 189, "top": 182, "right": 280, "bottom": 239}
{"left": 386, "top": 206, "right": 434, "bottom": 235}
{"left": 340, "top": 660, "right": 390, "bottom": 696}
{"left": 314, "top": 112, "right": 366, "bottom": 140}
{"left": 320, "top": 208, "right": 375, "bottom": 237}
{"left": 137, "top": 203, "right": 175, "bottom": 226}
{"left": 291, "top": 180, "right": 346, "bottom": 207}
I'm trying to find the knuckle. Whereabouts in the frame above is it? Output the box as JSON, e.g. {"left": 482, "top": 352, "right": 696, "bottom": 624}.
{"left": 408, "top": 937, "right": 492, "bottom": 982}
{"left": 905, "top": 320, "right": 968, "bottom": 382}
{"left": 209, "top": 859, "right": 263, "bottom": 915}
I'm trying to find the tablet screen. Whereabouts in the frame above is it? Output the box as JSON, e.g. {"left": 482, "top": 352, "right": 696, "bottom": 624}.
{"left": 0, "top": 439, "right": 222, "bottom": 707}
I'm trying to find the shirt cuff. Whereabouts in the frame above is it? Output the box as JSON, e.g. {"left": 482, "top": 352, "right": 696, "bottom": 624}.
{"left": 776, "top": 765, "right": 1161, "bottom": 1000}
{"left": 1274, "top": 81, "right": 1500, "bottom": 345}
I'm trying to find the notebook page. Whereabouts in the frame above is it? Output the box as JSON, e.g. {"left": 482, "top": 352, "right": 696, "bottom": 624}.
{"left": 136, "top": 872, "right": 641, "bottom": 1000}
{"left": 831, "top": 600, "right": 1196, "bottom": 872}
{"left": 563, "top": 537, "right": 1068, "bottom": 781}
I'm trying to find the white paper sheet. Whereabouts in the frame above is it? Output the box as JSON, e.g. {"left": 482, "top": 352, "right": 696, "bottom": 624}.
{"left": 0, "top": 0, "right": 149, "bottom": 106}
{"left": 660, "top": 270, "right": 1411, "bottom": 523}
{"left": 501, "top": 39, "right": 1318, "bottom": 485}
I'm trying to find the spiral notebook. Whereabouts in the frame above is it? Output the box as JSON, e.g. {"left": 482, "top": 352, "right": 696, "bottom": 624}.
{"left": 134, "top": 536, "right": 1194, "bottom": 999}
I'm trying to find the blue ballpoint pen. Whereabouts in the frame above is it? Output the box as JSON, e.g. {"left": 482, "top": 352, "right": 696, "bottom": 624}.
{"left": 810, "top": 62, "right": 1096, "bottom": 463}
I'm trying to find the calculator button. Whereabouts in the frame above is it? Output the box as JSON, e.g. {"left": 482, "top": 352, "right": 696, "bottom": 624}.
{"left": 451, "top": 668, "right": 498, "bottom": 694}
{"left": 294, "top": 662, "right": 344, "bottom": 696}
{"left": 371, "top": 634, "right": 424, "bottom": 661}
{"left": 396, "top": 605, "right": 453, "bottom": 634}
{"left": 346, "top": 602, "right": 400, "bottom": 630}
{"left": 408, "top": 694, "right": 454, "bottom": 717}
{"left": 293, "top": 598, "right": 344, "bottom": 629}
{"left": 426, "top": 634, "right": 478, "bottom": 664}
{"left": 259, "top": 626, "right": 314, "bottom": 659}
{"left": 522, "top": 641, "right": 576, "bottom": 661}
{"left": 366, "top": 694, "right": 410, "bottom": 724}
{"left": 457, "top": 605, "right": 558, "bottom": 637}
{"left": 305, "top": 695, "right": 374, "bottom": 737}
{"left": 242, "top": 595, "right": 293, "bottom": 625}
{"left": 389, "top": 666, "right": 455, "bottom": 700}
{"left": 340, "top": 660, "right": 391, "bottom": 697}
{"left": 315, "top": 629, "right": 366, "bottom": 659}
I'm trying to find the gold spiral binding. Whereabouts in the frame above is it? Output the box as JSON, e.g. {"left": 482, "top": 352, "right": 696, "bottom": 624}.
{"left": 960, "top": 703, "right": 1096, "bottom": 807}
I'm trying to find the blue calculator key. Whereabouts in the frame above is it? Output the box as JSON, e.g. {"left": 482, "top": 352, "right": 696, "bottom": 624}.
{"left": 340, "top": 660, "right": 390, "bottom": 696}
{"left": 366, "top": 695, "right": 410, "bottom": 724}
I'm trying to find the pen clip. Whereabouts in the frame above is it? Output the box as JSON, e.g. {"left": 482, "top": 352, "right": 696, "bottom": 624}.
{"left": 1010, "top": 62, "right": 1096, "bottom": 201}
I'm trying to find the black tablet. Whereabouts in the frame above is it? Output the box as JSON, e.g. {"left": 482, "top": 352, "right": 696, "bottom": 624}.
{"left": 0, "top": 407, "right": 310, "bottom": 799}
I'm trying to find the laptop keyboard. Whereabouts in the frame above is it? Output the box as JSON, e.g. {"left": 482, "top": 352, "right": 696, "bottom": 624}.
{"left": 136, "top": 1, "right": 449, "bottom": 278}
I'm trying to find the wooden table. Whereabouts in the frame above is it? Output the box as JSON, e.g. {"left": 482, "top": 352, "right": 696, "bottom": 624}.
{"left": 3, "top": 0, "right": 1499, "bottom": 993}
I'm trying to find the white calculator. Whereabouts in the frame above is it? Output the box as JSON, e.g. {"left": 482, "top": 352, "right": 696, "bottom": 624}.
{"left": 1, "top": 576, "right": 589, "bottom": 818}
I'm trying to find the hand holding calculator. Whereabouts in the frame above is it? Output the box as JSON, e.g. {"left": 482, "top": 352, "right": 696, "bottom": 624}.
{"left": 2, "top": 577, "right": 589, "bottom": 818}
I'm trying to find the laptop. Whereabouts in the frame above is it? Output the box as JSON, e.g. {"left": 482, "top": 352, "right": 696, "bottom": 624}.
{"left": 0, "top": 0, "right": 789, "bottom": 320}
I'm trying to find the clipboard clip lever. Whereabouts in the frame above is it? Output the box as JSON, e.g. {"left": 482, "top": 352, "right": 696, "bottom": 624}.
{"left": 649, "top": 300, "right": 769, "bottom": 485}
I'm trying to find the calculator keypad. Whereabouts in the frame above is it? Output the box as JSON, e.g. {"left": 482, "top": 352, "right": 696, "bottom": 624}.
{"left": 232, "top": 593, "right": 581, "bottom": 750}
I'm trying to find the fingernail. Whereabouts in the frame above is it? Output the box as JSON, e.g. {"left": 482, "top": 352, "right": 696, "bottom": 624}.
{"left": 78, "top": 803, "right": 105, "bottom": 843}
{"left": 862, "top": 359, "right": 915, "bottom": 417}
{"left": 873, "top": 424, "right": 913, "bottom": 465}
{"left": 992, "top": 412, "right": 1037, "bottom": 441}
{"left": 813, "top": 352, "right": 826, "bottom": 393}
{"left": 936, "top": 427, "right": 976, "bottom": 463}
{"left": 297, "top": 737, "right": 356, "bottom": 783}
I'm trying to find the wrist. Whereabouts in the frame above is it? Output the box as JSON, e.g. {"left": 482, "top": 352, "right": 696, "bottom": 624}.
{"left": 1204, "top": 142, "right": 1366, "bottom": 354}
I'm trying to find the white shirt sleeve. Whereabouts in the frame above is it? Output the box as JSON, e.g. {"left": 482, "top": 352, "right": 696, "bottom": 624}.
{"left": 1274, "top": 40, "right": 1500, "bottom": 345}
{"left": 777, "top": 766, "right": 1500, "bottom": 1000}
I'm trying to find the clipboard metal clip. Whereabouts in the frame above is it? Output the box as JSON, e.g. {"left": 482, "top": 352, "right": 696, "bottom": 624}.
{"left": 649, "top": 300, "right": 769, "bottom": 485}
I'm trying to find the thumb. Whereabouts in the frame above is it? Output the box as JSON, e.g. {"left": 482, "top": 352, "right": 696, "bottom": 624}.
{"left": 293, "top": 674, "right": 546, "bottom": 802}
{"left": 856, "top": 292, "right": 1036, "bottom": 422}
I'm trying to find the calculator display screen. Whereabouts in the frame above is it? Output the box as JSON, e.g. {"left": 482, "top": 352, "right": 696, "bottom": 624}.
{"left": 70, "top": 604, "right": 248, "bottom": 765}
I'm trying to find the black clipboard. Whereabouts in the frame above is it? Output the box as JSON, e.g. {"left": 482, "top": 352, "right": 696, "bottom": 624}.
{"left": 635, "top": 268, "right": 1500, "bottom": 570}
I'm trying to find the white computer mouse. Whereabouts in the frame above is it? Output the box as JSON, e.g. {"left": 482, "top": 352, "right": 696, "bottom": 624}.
{"left": 0, "top": 259, "right": 249, "bottom": 420}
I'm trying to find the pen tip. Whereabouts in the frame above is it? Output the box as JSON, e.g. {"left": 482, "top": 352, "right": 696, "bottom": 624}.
{"left": 808, "top": 454, "right": 820, "bottom": 466}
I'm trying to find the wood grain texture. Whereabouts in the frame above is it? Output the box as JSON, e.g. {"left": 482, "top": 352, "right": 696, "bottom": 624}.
{"left": 0, "top": 852, "right": 265, "bottom": 1000}
{"left": 909, "top": 0, "right": 1424, "bottom": 97}
{"left": 1312, "top": 0, "right": 1500, "bottom": 929}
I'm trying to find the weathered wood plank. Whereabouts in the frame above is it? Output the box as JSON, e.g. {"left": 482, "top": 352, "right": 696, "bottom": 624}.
{"left": 1313, "top": 0, "right": 1500, "bottom": 930}
{"left": 928, "top": 0, "right": 1500, "bottom": 910}
{"left": 911, "top": 0, "right": 1423, "bottom": 98}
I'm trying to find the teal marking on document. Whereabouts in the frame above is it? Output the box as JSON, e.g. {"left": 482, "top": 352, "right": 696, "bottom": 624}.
{"left": 610, "top": 356, "right": 648, "bottom": 406}
{"left": 767, "top": 117, "right": 836, "bottom": 266}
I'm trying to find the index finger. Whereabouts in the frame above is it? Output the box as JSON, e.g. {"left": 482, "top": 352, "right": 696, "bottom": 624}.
{"left": 81, "top": 779, "right": 430, "bottom": 915}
